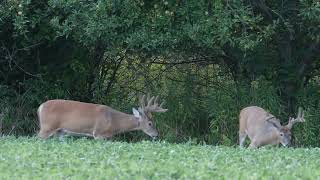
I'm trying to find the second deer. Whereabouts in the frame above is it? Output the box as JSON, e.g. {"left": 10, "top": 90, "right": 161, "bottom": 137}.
{"left": 239, "top": 106, "right": 305, "bottom": 148}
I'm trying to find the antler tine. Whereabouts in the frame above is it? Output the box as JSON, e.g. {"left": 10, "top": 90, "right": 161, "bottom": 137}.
{"left": 297, "top": 107, "right": 305, "bottom": 121}
{"left": 142, "top": 94, "right": 168, "bottom": 113}
{"left": 159, "top": 101, "right": 165, "bottom": 108}
{"left": 288, "top": 117, "right": 295, "bottom": 124}
{"left": 297, "top": 107, "right": 302, "bottom": 118}
{"left": 139, "top": 95, "right": 146, "bottom": 109}
{"left": 285, "top": 117, "right": 294, "bottom": 129}
{"left": 147, "top": 96, "right": 155, "bottom": 107}
{"left": 146, "top": 93, "right": 151, "bottom": 104}
{"left": 298, "top": 107, "right": 305, "bottom": 118}
{"left": 153, "top": 95, "right": 159, "bottom": 105}
{"left": 285, "top": 108, "right": 306, "bottom": 129}
{"left": 286, "top": 118, "right": 305, "bottom": 129}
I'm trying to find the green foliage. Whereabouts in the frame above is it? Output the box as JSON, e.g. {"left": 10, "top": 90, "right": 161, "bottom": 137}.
{"left": 0, "top": 79, "right": 70, "bottom": 135}
{"left": 299, "top": 0, "right": 320, "bottom": 43}
{"left": 0, "top": 0, "right": 319, "bottom": 146}
{"left": 1, "top": 136, "right": 320, "bottom": 179}
{"left": 294, "top": 78, "right": 320, "bottom": 147}
{"left": 206, "top": 76, "right": 284, "bottom": 145}
{"left": 47, "top": 0, "right": 274, "bottom": 55}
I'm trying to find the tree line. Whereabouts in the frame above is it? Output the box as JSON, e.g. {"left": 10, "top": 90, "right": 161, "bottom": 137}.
{"left": 0, "top": 0, "right": 319, "bottom": 146}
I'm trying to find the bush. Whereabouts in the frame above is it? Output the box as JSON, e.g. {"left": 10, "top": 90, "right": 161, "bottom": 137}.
{"left": 0, "top": 0, "right": 319, "bottom": 147}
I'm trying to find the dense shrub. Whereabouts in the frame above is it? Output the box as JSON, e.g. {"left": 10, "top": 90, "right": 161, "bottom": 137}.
{"left": 0, "top": 0, "right": 319, "bottom": 146}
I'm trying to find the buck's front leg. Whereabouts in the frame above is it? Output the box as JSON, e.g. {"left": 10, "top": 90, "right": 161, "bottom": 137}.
{"left": 249, "top": 142, "right": 258, "bottom": 148}
{"left": 93, "top": 132, "right": 113, "bottom": 140}
{"left": 239, "top": 132, "right": 247, "bottom": 148}
{"left": 248, "top": 138, "right": 260, "bottom": 148}
{"left": 54, "top": 129, "right": 66, "bottom": 141}
{"left": 92, "top": 118, "right": 113, "bottom": 140}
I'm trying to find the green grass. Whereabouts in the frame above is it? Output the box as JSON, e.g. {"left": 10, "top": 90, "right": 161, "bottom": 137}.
{"left": 0, "top": 136, "right": 320, "bottom": 179}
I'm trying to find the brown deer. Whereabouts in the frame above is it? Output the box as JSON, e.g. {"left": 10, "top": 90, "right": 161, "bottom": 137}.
{"left": 239, "top": 106, "right": 305, "bottom": 148}
{"left": 37, "top": 95, "right": 168, "bottom": 140}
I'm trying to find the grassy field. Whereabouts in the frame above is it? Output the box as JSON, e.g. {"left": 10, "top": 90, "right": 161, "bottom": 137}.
{"left": 0, "top": 136, "right": 319, "bottom": 179}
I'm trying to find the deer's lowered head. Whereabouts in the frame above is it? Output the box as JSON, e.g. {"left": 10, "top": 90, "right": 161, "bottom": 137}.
{"left": 265, "top": 107, "right": 305, "bottom": 147}
{"left": 133, "top": 94, "right": 168, "bottom": 138}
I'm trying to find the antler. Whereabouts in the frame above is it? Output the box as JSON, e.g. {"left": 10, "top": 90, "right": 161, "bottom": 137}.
{"left": 285, "top": 107, "right": 305, "bottom": 129}
{"left": 139, "top": 94, "right": 168, "bottom": 113}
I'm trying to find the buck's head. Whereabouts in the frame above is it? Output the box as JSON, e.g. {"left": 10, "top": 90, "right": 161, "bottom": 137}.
{"left": 132, "top": 94, "right": 168, "bottom": 138}
{"left": 267, "top": 107, "right": 305, "bottom": 146}
{"left": 277, "top": 127, "right": 292, "bottom": 146}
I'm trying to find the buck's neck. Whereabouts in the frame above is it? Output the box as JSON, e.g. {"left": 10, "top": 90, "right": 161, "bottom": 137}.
{"left": 127, "top": 115, "right": 140, "bottom": 131}
{"left": 260, "top": 128, "right": 280, "bottom": 146}
{"left": 112, "top": 114, "right": 140, "bottom": 134}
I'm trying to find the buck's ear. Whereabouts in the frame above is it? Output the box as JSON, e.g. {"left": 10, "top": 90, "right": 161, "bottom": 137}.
{"left": 266, "top": 118, "right": 282, "bottom": 129}
{"left": 132, "top": 108, "right": 141, "bottom": 118}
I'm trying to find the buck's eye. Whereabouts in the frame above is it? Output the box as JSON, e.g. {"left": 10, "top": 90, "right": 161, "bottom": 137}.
{"left": 148, "top": 122, "right": 152, "bottom": 126}
{"left": 280, "top": 133, "right": 284, "bottom": 136}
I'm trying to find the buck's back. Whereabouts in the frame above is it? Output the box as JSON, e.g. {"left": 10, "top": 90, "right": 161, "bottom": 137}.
{"left": 240, "top": 106, "right": 273, "bottom": 137}
{"left": 39, "top": 100, "right": 110, "bottom": 132}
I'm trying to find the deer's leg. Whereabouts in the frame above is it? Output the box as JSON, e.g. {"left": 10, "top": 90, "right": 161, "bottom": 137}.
{"left": 92, "top": 119, "right": 112, "bottom": 140}
{"left": 249, "top": 140, "right": 259, "bottom": 149}
{"left": 93, "top": 135, "right": 107, "bottom": 140}
{"left": 38, "top": 118, "right": 59, "bottom": 139}
{"left": 38, "top": 128, "right": 56, "bottom": 139}
{"left": 93, "top": 132, "right": 112, "bottom": 140}
{"left": 239, "top": 132, "right": 247, "bottom": 148}
{"left": 92, "top": 127, "right": 112, "bottom": 140}
{"left": 93, "top": 125, "right": 113, "bottom": 140}
{"left": 249, "top": 143, "right": 257, "bottom": 148}
{"left": 54, "top": 129, "right": 66, "bottom": 141}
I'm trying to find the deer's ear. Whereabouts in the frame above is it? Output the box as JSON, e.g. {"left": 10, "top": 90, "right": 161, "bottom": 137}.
{"left": 132, "top": 108, "right": 141, "bottom": 118}
{"left": 266, "top": 118, "right": 282, "bottom": 129}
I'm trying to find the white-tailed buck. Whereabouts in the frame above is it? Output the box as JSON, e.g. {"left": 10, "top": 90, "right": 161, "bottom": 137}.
{"left": 37, "top": 95, "right": 168, "bottom": 139}
{"left": 239, "top": 106, "right": 305, "bottom": 148}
